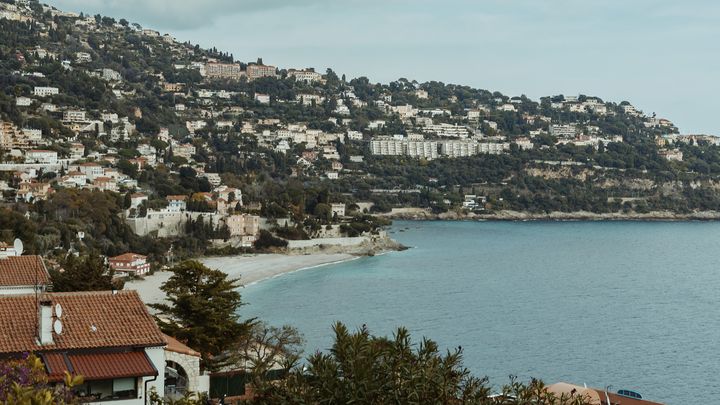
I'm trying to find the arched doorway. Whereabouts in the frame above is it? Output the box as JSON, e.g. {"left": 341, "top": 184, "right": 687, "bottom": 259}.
{"left": 165, "top": 360, "right": 189, "bottom": 399}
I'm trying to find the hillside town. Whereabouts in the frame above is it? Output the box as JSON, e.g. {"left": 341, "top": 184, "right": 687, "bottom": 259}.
{"left": 0, "top": 1, "right": 694, "bottom": 404}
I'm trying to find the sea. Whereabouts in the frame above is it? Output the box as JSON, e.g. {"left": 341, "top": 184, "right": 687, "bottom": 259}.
{"left": 242, "top": 221, "right": 720, "bottom": 404}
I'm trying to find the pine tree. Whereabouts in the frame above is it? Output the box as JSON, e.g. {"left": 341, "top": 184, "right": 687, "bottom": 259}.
{"left": 150, "top": 260, "right": 254, "bottom": 371}
{"left": 50, "top": 254, "right": 116, "bottom": 292}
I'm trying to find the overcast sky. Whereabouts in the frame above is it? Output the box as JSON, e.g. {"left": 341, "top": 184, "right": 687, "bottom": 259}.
{"left": 46, "top": 0, "right": 719, "bottom": 134}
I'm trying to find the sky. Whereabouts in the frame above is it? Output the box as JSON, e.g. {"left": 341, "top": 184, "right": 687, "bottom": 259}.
{"left": 46, "top": 0, "right": 720, "bottom": 134}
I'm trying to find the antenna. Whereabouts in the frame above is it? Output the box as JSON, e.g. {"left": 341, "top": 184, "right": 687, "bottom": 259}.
{"left": 53, "top": 319, "right": 63, "bottom": 335}
{"left": 54, "top": 303, "right": 63, "bottom": 318}
{"left": 13, "top": 238, "right": 23, "bottom": 256}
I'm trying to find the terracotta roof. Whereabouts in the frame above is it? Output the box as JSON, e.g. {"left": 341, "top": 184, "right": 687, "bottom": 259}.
{"left": 42, "top": 350, "right": 157, "bottom": 382}
{"left": 163, "top": 334, "right": 201, "bottom": 357}
{"left": 166, "top": 195, "right": 187, "bottom": 201}
{"left": 0, "top": 255, "right": 49, "bottom": 288}
{"left": 546, "top": 383, "right": 664, "bottom": 405}
{"left": 606, "top": 392, "right": 664, "bottom": 405}
{"left": 109, "top": 253, "right": 146, "bottom": 263}
{"left": 0, "top": 290, "right": 166, "bottom": 354}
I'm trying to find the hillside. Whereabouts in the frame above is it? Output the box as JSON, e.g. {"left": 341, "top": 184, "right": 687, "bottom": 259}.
{"left": 2, "top": 0, "right": 720, "bottom": 259}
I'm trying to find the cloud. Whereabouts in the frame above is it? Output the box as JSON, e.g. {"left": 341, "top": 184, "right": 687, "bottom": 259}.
{"left": 45, "top": 0, "right": 335, "bottom": 30}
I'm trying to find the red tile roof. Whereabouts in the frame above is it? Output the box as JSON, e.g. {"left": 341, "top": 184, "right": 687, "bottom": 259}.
{"left": 42, "top": 351, "right": 157, "bottom": 382}
{"left": 164, "top": 334, "right": 201, "bottom": 357}
{"left": 0, "top": 290, "right": 166, "bottom": 354}
{"left": 0, "top": 255, "right": 50, "bottom": 288}
{"left": 109, "top": 253, "right": 146, "bottom": 263}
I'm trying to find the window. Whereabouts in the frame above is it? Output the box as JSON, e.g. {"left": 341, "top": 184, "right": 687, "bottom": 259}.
{"left": 74, "top": 378, "right": 138, "bottom": 401}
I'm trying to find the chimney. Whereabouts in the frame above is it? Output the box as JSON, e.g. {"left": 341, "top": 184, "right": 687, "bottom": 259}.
{"left": 38, "top": 299, "right": 54, "bottom": 345}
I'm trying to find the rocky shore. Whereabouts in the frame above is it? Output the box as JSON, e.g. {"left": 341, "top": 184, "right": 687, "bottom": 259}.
{"left": 287, "top": 233, "right": 408, "bottom": 256}
{"left": 380, "top": 207, "right": 720, "bottom": 221}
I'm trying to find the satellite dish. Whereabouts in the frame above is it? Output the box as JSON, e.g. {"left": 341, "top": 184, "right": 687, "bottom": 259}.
{"left": 54, "top": 303, "right": 63, "bottom": 318}
{"left": 13, "top": 239, "right": 23, "bottom": 256}
{"left": 53, "top": 319, "right": 63, "bottom": 335}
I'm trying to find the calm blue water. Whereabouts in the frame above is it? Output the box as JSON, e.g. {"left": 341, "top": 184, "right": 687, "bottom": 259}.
{"left": 242, "top": 221, "right": 720, "bottom": 404}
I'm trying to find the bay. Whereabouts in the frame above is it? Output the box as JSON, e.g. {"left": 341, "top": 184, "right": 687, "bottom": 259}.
{"left": 242, "top": 221, "right": 720, "bottom": 404}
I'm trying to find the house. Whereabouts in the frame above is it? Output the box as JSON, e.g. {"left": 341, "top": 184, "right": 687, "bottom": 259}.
{"left": 254, "top": 93, "right": 270, "bottom": 104}
{"left": 25, "top": 149, "right": 58, "bottom": 164}
{"left": 108, "top": 253, "right": 151, "bottom": 276}
{"left": 75, "top": 51, "right": 92, "bottom": 63}
{"left": 330, "top": 203, "right": 346, "bottom": 217}
{"left": 130, "top": 193, "right": 148, "bottom": 209}
{"left": 163, "top": 83, "right": 185, "bottom": 92}
{"left": 101, "top": 68, "right": 122, "bottom": 81}
{"left": 63, "top": 110, "right": 87, "bottom": 122}
{"left": 166, "top": 195, "right": 188, "bottom": 212}
{"left": 224, "top": 214, "right": 260, "bottom": 237}
{"left": 33, "top": 86, "right": 59, "bottom": 97}
{"left": 0, "top": 255, "right": 50, "bottom": 295}
{"left": 287, "top": 69, "right": 322, "bottom": 83}
{"left": 0, "top": 290, "right": 167, "bottom": 404}
{"left": 546, "top": 382, "right": 664, "bottom": 405}
{"left": 78, "top": 162, "right": 104, "bottom": 180}
{"left": 659, "top": 149, "right": 683, "bottom": 162}
{"left": 16, "top": 181, "right": 53, "bottom": 202}
{"left": 93, "top": 176, "right": 117, "bottom": 192}
{"left": 201, "top": 173, "right": 222, "bottom": 187}
{"left": 172, "top": 143, "right": 196, "bottom": 160}
{"left": 16, "top": 96, "right": 32, "bottom": 106}
{"left": 216, "top": 186, "right": 242, "bottom": 205}
{"left": 61, "top": 171, "right": 87, "bottom": 188}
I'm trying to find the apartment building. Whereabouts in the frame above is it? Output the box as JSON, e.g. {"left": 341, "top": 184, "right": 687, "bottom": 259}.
{"left": 204, "top": 62, "right": 245, "bottom": 80}
{"left": 549, "top": 124, "right": 577, "bottom": 138}
{"left": 25, "top": 149, "right": 58, "bottom": 164}
{"left": 63, "top": 110, "right": 87, "bottom": 122}
{"left": 247, "top": 64, "right": 277, "bottom": 80}
{"left": 33, "top": 86, "right": 59, "bottom": 97}
{"left": 288, "top": 69, "right": 322, "bottom": 83}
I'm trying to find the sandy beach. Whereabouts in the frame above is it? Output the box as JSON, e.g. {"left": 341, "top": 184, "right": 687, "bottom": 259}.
{"left": 126, "top": 253, "right": 357, "bottom": 306}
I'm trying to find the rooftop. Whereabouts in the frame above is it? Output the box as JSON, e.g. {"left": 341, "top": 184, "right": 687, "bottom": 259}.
{"left": 0, "top": 255, "right": 49, "bottom": 288}
{"left": 0, "top": 290, "right": 165, "bottom": 354}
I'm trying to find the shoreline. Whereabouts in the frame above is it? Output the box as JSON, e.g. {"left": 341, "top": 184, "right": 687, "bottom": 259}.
{"left": 127, "top": 252, "right": 361, "bottom": 307}
{"left": 127, "top": 234, "right": 406, "bottom": 307}
{"left": 380, "top": 208, "right": 720, "bottom": 221}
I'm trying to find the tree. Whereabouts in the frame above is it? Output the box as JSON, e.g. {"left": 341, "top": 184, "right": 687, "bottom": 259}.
{"left": 50, "top": 254, "right": 118, "bottom": 292}
{"left": 236, "top": 322, "right": 304, "bottom": 376}
{"left": 150, "top": 260, "right": 254, "bottom": 371}
{"left": 252, "top": 323, "right": 590, "bottom": 405}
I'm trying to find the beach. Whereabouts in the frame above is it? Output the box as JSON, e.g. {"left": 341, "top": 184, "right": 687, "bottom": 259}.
{"left": 126, "top": 253, "right": 357, "bottom": 306}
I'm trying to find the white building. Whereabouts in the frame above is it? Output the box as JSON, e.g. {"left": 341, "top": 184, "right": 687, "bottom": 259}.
{"left": 549, "top": 124, "right": 577, "bottom": 138}
{"left": 63, "top": 110, "right": 87, "bottom": 122}
{"left": 254, "top": 93, "right": 270, "bottom": 104}
{"left": 75, "top": 51, "right": 92, "bottom": 63}
{"left": 440, "top": 140, "right": 479, "bottom": 157}
{"left": 288, "top": 69, "right": 323, "bottom": 83}
{"left": 15, "top": 96, "right": 32, "bottom": 106}
{"left": 25, "top": 149, "right": 58, "bottom": 164}
{"left": 33, "top": 87, "right": 59, "bottom": 97}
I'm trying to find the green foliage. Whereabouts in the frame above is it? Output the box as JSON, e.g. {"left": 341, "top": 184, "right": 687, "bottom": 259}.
{"left": 253, "top": 230, "right": 288, "bottom": 251}
{"left": 50, "top": 254, "right": 119, "bottom": 292}
{"left": 150, "top": 260, "right": 254, "bottom": 371}
{"left": 251, "top": 323, "right": 590, "bottom": 405}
